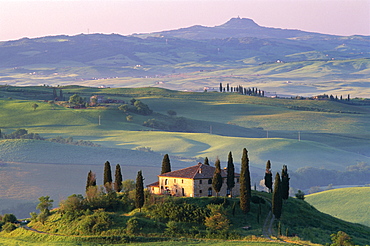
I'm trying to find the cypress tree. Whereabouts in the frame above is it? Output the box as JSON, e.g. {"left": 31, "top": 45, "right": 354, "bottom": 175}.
{"left": 219, "top": 83, "right": 223, "bottom": 92}
{"left": 226, "top": 151, "right": 235, "bottom": 197}
{"left": 161, "top": 154, "right": 171, "bottom": 174}
{"left": 204, "top": 157, "right": 210, "bottom": 165}
{"left": 103, "top": 161, "right": 112, "bottom": 192}
{"left": 52, "top": 88, "right": 57, "bottom": 100}
{"left": 135, "top": 170, "right": 144, "bottom": 212}
{"left": 85, "top": 170, "right": 96, "bottom": 192}
{"left": 114, "top": 164, "right": 123, "bottom": 192}
{"left": 272, "top": 172, "right": 283, "bottom": 219}
{"left": 240, "top": 148, "right": 251, "bottom": 213}
{"left": 59, "top": 89, "right": 63, "bottom": 101}
{"left": 281, "top": 165, "right": 290, "bottom": 200}
{"left": 212, "top": 158, "right": 223, "bottom": 197}
{"left": 264, "top": 160, "right": 273, "bottom": 193}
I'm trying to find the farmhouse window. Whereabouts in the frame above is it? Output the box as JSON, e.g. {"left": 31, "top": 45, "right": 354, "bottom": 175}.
{"left": 208, "top": 179, "right": 212, "bottom": 184}
{"left": 199, "top": 180, "right": 202, "bottom": 184}
{"left": 208, "top": 188, "right": 212, "bottom": 196}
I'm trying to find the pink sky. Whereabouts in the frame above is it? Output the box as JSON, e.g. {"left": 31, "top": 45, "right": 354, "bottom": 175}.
{"left": 0, "top": 0, "right": 369, "bottom": 41}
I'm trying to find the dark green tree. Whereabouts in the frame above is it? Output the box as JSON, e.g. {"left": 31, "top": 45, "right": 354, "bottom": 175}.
{"left": 212, "top": 158, "right": 223, "bottom": 197}
{"left": 52, "top": 87, "right": 57, "bottom": 100}
{"left": 219, "top": 83, "right": 223, "bottom": 92}
{"left": 69, "top": 94, "right": 83, "bottom": 106}
{"left": 295, "top": 190, "right": 305, "bottom": 200}
{"left": 32, "top": 103, "right": 39, "bottom": 111}
{"left": 135, "top": 170, "right": 144, "bottom": 212}
{"left": 264, "top": 160, "right": 273, "bottom": 193}
{"left": 226, "top": 151, "right": 235, "bottom": 197}
{"left": 272, "top": 173, "right": 282, "bottom": 219}
{"left": 103, "top": 161, "right": 112, "bottom": 192}
{"left": 36, "top": 196, "right": 54, "bottom": 215}
{"left": 281, "top": 165, "right": 290, "bottom": 200}
{"left": 114, "top": 164, "right": 123, "bottom": 192}
{"left": 240, "top": 148, "right": 251, "bottom": 213}
{"left": 2, "top": 214, "right": 17, "bottom": 223}
{"left": 85, "top": 170, "right": 96, "bottom": 192}
{"left": 59, "top": 89, "right": 63, "bottom": 100}
{"left": 161, "top": 154, "right": 171, "bottom": 174}
{"left": 134, "top": 100, "right": 152, "bottom": 115}
{"left": 204, "top": 157, "right": 210, "bottom": 165}
{"left": 330, "top": 231, "right": 354, "bottom": 246}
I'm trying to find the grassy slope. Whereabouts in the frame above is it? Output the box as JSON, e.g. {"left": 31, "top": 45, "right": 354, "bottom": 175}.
{"left": 306, "top": 187, "right": 370, "bottom": 227}
{"left": 1, "top": 194, "right": 370, "bottom": 245}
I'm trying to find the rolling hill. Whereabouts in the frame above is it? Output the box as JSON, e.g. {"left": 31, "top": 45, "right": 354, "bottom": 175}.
{"left": 0, "top": 18, "right": 369, "bottom": 97}
{"left": 0, "top": 86, "right": 369, "bottom": 218}
{"left": 306, "top": 187, "right": 370, "bottom": 227}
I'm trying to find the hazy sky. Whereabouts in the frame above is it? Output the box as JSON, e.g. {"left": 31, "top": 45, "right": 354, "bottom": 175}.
{"left": 0, "top": 0, "right": 369, "bottom": 41}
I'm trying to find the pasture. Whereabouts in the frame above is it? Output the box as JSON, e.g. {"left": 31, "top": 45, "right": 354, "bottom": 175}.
{"left": 0, "top": 86, "right": 369, "bottom": 217}
{"left": 306, "top": 187, "right": 370, "bottom": 227}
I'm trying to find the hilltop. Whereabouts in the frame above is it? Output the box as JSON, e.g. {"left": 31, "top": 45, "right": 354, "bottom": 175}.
{"left": 134, "top": 17, "right": 334, "bottom": 39}
{"left": 1, "top": 191, "right": 370, "bottom": 245}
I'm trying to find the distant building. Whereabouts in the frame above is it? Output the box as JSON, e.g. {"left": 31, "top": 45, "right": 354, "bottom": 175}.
{"left": 147, "top": 163, "right": 240, "bottom": 197}
{"left": 312, "top": 94, "right": 329, "bottom": 100}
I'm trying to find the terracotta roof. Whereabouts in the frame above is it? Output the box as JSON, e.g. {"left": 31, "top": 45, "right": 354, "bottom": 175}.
{"left": 146, "top": 181, "right": 159, "bottom": 187}
{"left": 159, "top": 163, "right": 239, "bottom": 179}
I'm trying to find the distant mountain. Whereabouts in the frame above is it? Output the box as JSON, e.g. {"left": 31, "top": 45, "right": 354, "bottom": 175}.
{"left": 0, "top": 17, "right": 368, "bottom": 91}
{"left": 134, "top": 17, "right": 334, "bottom": 40}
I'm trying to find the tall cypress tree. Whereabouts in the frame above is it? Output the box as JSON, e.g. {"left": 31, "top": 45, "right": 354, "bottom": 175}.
{"left": 135, "top": 170, "right": 144, "bottom": 212}
{"left": 204, "top": 157, "right": 210, "bottom": 165}
{"left": 161, "top": 154, "right": 171, "bottom": 174}
{"left": 212, "top": 158, "right": 223, "bottom": 197}
{"left": 114, "top": 164, "right": 123, "bottom": 192}
{"left": 219, "top": 83, "right": 223, "bottom": 92}
{"left": 85, "top": 170, "right": 96, "bottom": 192}
{"left": 264, "top": 160, "right": 273, "bottom": 193}
{"left": 272, "top": 172, "right": 283, "bottom": 219}
{"left": 59, "top": 89, "right": 63, "bottom": 101}
{"left": 281, "top": 165, "right": 290, "bottom": 200}
{"left": 103, "top": 161, "right": 112, "bottom": 192}
{"left": 240, "top": 148, "right": 251, "bottom": 213}
{"left": 226, "top": 151, "right": 235, "bottom": 197}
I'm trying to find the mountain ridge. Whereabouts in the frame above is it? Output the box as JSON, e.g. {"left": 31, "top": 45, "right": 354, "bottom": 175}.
{"left": 133, "top": 17, "right": 336, "bottom": 40}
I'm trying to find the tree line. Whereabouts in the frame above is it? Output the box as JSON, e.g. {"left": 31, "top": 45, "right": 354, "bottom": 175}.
{"left": 219, "top": 83, "right": 265, "bottom": 97}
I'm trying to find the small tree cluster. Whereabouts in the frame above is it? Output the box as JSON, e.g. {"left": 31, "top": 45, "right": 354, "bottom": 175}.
{"left": 219, "top": 83, "right": 265, "bottom": 96}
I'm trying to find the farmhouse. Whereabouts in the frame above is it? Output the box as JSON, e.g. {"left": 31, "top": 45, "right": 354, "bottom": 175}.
{"left": 147, "top": 163, "right": 240, "bottom": 197}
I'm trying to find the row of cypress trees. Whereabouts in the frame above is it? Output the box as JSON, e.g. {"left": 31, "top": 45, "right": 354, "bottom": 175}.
{"left": 208, "top": 149, "right": 252, "bottom": 214}
{"left": 85, "top": 161, "right": 145, "bottom": 212}
{"left": 86, "top": 161, "right": 123, "bottom": 193}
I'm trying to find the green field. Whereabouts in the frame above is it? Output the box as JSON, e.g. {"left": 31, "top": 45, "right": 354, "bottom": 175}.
{"left": 306, "top": 187, "right": 370, "bottom": 227}
{"left": 0, "top": 86, "right": 369, "bottom": 219}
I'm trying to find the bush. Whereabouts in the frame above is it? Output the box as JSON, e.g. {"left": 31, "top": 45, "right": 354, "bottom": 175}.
{"left": 126, "top": 217, "right": 142, "bottom": 235}
{"left": 2, "top": 214, "right": 17, "bottom": 223}
{"left": 2, "top": 222, "right": 16, "bottom": 232}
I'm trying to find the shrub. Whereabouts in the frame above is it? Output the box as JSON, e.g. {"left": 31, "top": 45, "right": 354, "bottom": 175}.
{"left": 2, "top": 214, "right": 17, "bottom": 223}
{"left": 2, "top": 222, "right": 16, "bottom": 232}
{"left": 126, "top": 217, "right": 142, "bottom": 235}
